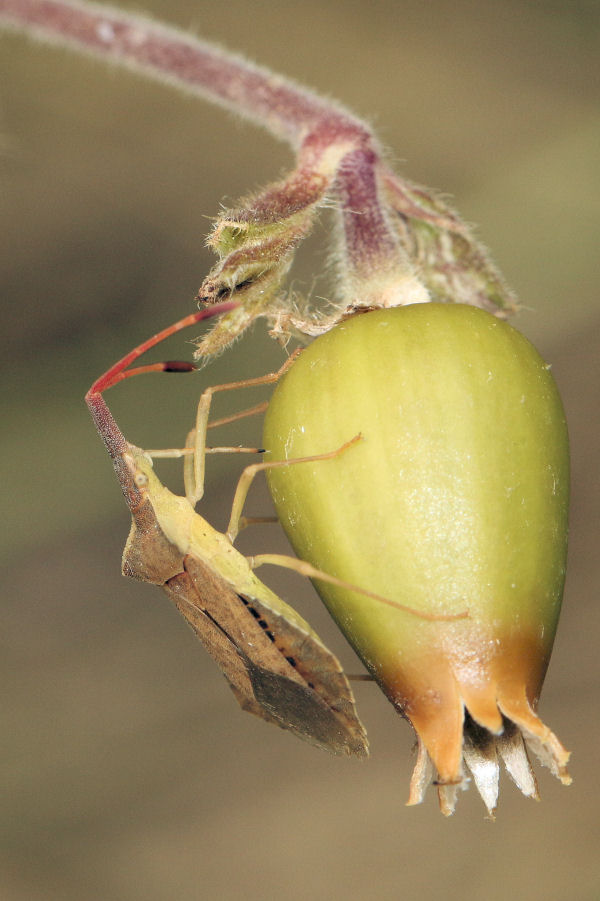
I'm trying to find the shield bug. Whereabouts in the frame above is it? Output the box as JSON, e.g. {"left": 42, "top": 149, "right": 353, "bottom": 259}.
{"left": 85, "top": 304, "right": 464, "bottom": 757}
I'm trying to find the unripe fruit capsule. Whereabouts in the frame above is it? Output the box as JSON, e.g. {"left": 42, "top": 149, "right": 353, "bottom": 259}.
{"left": 263, "top": 303, "right": 570, "bottom": 815}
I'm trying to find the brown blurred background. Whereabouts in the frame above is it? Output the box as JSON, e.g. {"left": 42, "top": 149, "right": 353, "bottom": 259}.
{"left": 1, "top": 1, "right": 599, "bottom": 898}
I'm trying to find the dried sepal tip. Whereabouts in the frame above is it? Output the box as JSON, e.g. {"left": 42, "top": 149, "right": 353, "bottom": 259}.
{"left": 408, "top": 705, "right": 569, "bottom": 817}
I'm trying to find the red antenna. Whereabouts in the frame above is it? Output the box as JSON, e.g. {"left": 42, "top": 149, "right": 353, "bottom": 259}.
{"left": 86, "top": 300, "right": 238, "bottom": 397}
{"left": 85, "top": 301, "right": 239, "bottom": 460}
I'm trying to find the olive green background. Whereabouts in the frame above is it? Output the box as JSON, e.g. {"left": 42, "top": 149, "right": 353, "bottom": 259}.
{"left": 1, "top": 1, "right": 599, "bottom": 899}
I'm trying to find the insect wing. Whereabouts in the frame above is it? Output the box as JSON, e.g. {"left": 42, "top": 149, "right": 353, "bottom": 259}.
{"left": 119, "top": 452, "right": 368, "bottom": 756}
{"left": 166, "top": 554, "right": 369, "bottom": 757}
{"left": 121, "top": 486, "right": 184, "bottom": 585}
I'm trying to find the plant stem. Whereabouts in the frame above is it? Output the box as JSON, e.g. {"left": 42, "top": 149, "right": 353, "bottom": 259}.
{"left": 1, "top": 0, "right": 362, "bottom": 146}
{"left": 1, "top": 1, "right": 404, "bottom": 280}
{"left": 1, "top": 0, "right": 517, "bottom": 351}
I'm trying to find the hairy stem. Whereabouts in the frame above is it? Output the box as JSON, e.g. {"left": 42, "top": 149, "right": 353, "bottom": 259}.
{"left": 0, "top": 0, "right": 361, "bottom": 146}
{"left": 1, "top": 0, "right": 517, "bottom": 352}
{"left": 0, "top": 2, "right": 403, "bottom": 276}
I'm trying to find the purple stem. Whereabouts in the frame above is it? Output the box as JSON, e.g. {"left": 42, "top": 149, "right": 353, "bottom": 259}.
{"left": 0, "top": 0, "right": 405, "bottom": 283}
{"left": 336, "top": 147, "right": 402, "bottom": 281}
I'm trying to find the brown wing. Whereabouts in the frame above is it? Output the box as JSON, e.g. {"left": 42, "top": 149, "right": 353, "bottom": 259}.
{"left": 164, "top": 555, "right": 369, "bottom": 758}
{"left": 121, "top": 495, "right": 368, "bottom": 757}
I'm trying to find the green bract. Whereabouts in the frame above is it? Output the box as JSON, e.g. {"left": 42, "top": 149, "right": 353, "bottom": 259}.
{"left": 263, "top": 303, "right": 570, "bottom": 815}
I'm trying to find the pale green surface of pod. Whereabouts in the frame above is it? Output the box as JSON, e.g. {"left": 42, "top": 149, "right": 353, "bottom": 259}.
{"left": 263, "top": 304, "right": 570, "bottom": 812}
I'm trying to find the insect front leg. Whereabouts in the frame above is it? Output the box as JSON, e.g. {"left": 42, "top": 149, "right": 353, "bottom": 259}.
{"left": 181, "top": 349, "right": 302, "bottom": 507}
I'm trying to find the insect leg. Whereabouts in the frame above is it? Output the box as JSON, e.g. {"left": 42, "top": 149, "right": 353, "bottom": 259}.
{"left": 228, "top": 435, "right": 468, "bottom": 622}
{"left": 144, "top": 445, "right": 262, "bottom": 459}
{"left": 184, "top": 348, "right": 303, "bottom": 507}
{"left": 144, "top": 403, "right": 271, "bottom": 467}
{"left": 248, "top": 553, "right": 467, "bottom": 623}
{"left": 226, "top": 435, "right": 363, "bottom": 543}
{"left": 86, "top": 303, "right": 300, "bottom": 504}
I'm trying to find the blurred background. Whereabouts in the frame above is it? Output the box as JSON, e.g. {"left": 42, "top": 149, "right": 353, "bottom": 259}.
{"left": 1, "top": 0, "right": 599, "bottom": 898}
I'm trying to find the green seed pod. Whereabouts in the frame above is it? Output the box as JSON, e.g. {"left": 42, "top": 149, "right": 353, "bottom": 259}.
{"left": 263, "top": 303, "right": 570, "bottom": 815}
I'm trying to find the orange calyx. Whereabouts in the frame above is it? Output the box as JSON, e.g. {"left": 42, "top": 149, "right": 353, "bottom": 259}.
{"left": 377, "top": 622, "right": 570, "bottom": 815}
